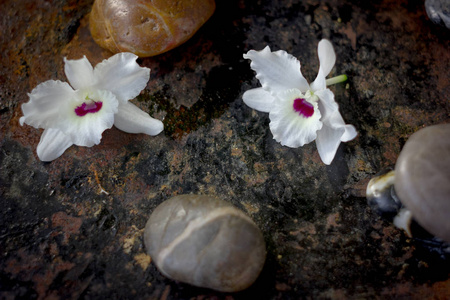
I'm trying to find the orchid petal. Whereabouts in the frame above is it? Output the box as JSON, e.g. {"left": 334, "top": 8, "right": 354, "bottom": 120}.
{"left": 114, "top": 101, "right": 164, "bottom": 136}
{"left": 315, "top": 122, "right": 345, "bottom": 165}
{"left": 315, "top": 109, "right": 357, "bottom": 164}
{"left": 310, "top": 73, "right": 326, "bottom": 92}
{"left": 244, "top": 46, "right": 310, "bottom": 94}
{"left": 269, "top": 89, "right": 322, "bottom": 147}
{"left": 317, "top": 39, "right": 336, "bottom": 78}
{"left": 315, "top": 88, "right": 338, "bottom": 120}
{"left": 20, "top": 80, "right": 75, "bottom": 129}
{"left": 36, "top": 128, "right": 73, "bottom": 161}
{"left": 341, "top": 123, "right": 358, "bottom": 142}
{"left": 242, "top": 87, "right": 276, "bottom": 113}
{"left": 92, "top": 53, "right": 150, "bottom": 103}
{"left": 317, "top": 90, "right": 357, "bottom": 142}
{"left": 64, "top": 56, "right": 95, "bottom": 90}
{"left": 59, "top": 89, "right": 118, "bottom": 147}
{"left": 310, "top": 39, "right": 336, "bottom": 92}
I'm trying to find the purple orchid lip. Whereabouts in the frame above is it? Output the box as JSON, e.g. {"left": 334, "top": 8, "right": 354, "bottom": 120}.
{"left": 75, "top": 101, "right": 103, "bottom": 117}
{"left": 293, "top": 98, "right": 314, "bottom": 118}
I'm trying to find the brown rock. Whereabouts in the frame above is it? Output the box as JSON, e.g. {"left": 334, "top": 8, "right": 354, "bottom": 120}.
{"left": 89, "top": 0, "right": 215, "bottom": 57}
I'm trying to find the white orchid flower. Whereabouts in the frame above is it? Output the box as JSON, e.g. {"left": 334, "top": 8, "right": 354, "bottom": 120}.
{"left": 20, "top": 53, "right": 163, "bottom": 162}
{"left": 242, "top": 39, "right": 357, "bottom": 165}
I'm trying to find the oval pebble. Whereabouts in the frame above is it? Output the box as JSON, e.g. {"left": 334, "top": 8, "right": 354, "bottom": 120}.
{"left": 144, "top": 194, "right": 266, "bottom": 292}
{"left": 89, "top": 0, "right": 216, "bottom": 57}
{"left": 394, "top": 123, "right": 450, "bottom": 242}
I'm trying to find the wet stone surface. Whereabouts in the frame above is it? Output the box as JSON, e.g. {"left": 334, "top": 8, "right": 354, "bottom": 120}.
{"left": 1, "top": 0, "right": 449, "bottom": 299}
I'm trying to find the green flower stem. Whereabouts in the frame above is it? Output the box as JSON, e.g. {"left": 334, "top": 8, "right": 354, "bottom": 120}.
{"left": 326, "top": 74, "right": 347, "bottom": 86}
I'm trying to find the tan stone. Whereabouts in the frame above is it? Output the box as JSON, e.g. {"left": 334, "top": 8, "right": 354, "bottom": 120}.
{"left": 89, "top": 0, "right": 215, "bottom": 57}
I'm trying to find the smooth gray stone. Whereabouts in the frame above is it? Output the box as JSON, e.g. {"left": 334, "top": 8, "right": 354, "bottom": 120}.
{"left": 144, "top": 194, "right": 266, "bottom": 292}
{"left": 425, "top": 0, "right": 450, "bottom": 29}
{"left": 395, "top": 123, "right": 450, "bottom": 242}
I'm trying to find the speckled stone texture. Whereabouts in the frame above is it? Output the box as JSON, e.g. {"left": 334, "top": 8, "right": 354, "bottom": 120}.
{"left": 1, "top": 0, "right": 449, "bottom": 299}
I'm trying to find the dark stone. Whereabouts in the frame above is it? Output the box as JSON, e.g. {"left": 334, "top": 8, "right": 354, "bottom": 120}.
{"left": 366, "top": 167, "right": 402, "bottom": 221}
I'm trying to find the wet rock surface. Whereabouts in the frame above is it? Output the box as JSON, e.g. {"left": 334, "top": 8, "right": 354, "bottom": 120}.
{"left": 1, "top": 0, "right": 449, "bottom": 299}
